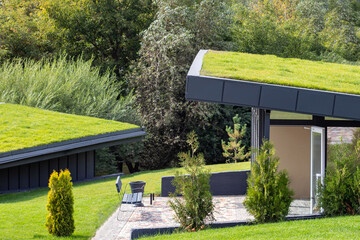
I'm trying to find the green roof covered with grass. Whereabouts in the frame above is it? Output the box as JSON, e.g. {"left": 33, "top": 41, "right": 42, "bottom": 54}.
{"left": 0, "top": 104, "right": 138, "bottom": 153}
{"left": 201, "top": 50, "right": 360, "bottom": 95}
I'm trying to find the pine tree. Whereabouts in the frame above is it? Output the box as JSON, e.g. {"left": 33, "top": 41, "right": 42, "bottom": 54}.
{"left": 221, "top": 114, "right": 250, "bottom": 163}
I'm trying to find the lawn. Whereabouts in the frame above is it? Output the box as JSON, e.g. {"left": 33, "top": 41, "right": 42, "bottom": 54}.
{"left": 0, "top": 162, "right": 249, "bottom": 240}
{"left": 0, "top": 103, "right": 138, "bottom": 153}
{"left": 141, "top": 215, "right": 360, "bottom": 239}
{"left": 201, "top": 50, "right": 360, "bottom": 95}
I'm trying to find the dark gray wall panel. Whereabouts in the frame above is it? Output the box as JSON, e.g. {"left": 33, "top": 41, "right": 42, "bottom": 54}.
{"left": 9, "top": 167, "right": 19, "bottom": 190}
{"left": 186, "top": 76, "right": 223, "bottom": 102}
{"left": 297, "top": 91, "right": 334, "bottom": 116}
{"left": 86, "top": 151, "right": 94, "bottom": 178}
{"left": 334, "top": 95, "right": 360, "bottom": 120}
{"left": 29, "top": 162, "right": 39, "bottom": 188}
{"left": 161, "top": 170, "right": 250, "bottom": 197}
{"left": 39, "top": 160, "right": 49, "bottom": 187}
{"left": 49, "top": 158, "right": 58, "bottom": 173}
{"left": 78, "top": 152, "right": 86, "bottom": 180}
{"left": 19, "top": 165, "right": 29, "bottom": 189}
{"left": 68, "top": 154, "right": 77, "bottom": 181}
{"left": 259, "top": 86, "right": 297, "bottom": 111}
{"left": 0, "top": 169, "right": 8, "bottom": 191}
{"left": 59, "top": 156, "right": 68, "bottom": 171}
{"left": 223, "top": 81, "right": 260, "bottom": 106}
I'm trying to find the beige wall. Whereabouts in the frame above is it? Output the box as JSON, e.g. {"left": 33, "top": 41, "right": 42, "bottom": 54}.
{"left": 270, "top": 126, "right": 311, "bottom": 199}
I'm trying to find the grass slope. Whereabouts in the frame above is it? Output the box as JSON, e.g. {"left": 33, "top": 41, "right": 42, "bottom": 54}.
{"left": 201, "top": 50, "right": 360, "bottom": 95}
{"left": 0, "top": 162, "right": 250, "bottom": 240}
{"left": 0, "top": 104, "right": 138, "bottom": 153}
{"left": 142, "top": 215, "right": 360, "bottom": 239}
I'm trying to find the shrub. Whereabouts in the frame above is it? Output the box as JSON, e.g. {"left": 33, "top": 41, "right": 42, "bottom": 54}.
{"left": 221, "top": 114, "right": 250, "bottom": 163}
{"left": 244, "top": 140, "right": 293, "bottom": 223}
{"left": 46, "top": 169, "right": 75, "bottom": 236}
{"left": 169, "top": 131, "right": 215, "bottom": 231}
{"left": 319, "top": 141, "right": 360, "bottom": 216}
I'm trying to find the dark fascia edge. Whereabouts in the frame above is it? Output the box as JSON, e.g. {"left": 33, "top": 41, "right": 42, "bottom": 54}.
{"left": 0, "top": 127, "right": 146, "bottom": 169}
{"left": 186, "top": 50, "right": 360, "bottom": 122}
{"left": 131, "top": 214, "right": 323, "bottom": 239}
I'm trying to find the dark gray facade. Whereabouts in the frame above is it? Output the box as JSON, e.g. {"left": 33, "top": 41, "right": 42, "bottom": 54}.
{"left": 0, "top": 150, "right": 95, "bottom": 193}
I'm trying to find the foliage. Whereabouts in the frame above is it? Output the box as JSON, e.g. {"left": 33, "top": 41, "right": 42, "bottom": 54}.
{"left": 202, "top": 50, "right": 360, "bottom": 95}
{"left": 43, "top": 0, "right": 156, "bottom": 77}
{"left": 46, "top": 169, "right": 75, "bottom": 237}
{"left": 319, "top": 141, "right": 360, "bottom": 216}
{"left": 169, "top": 131, "right": 215, "bottom": 231}
{"left": 0, "top": 55, "right": 139, "bottom": 123}
{"left": 231, "top": 0, "right": 360, "bottom": 63}
{"left": 131, "top": 0, "right": 239, "bottom": 169}
{"left": 244, "top": 140, "right": 293, "bottom": 223}
{"left": 221, "top": 114, "right": 250, "bottom": 163}
{"left": 197, "top": 105, "right": 251, "bottom": 165}
{"left": 0, "top": 0, "right": 57, "bottom": 60}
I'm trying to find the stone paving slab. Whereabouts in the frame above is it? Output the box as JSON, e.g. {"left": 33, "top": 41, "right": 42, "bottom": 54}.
{"left": 92, "top": 196, "right": 311, "bottom": 240}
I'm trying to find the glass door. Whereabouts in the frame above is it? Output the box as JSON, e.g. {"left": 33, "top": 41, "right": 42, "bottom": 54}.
{"left": 310, "top": 127, "right": 325, "bottom": 214}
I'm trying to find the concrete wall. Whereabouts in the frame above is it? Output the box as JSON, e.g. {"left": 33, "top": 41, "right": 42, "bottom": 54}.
{"left": 270, "top": 126, "right": 311, "bottom": 199}
{"left": 0, "top": 150, "right": 95, "bottom": 193}
{"left": 161, "top": 170, "right": 250, "bottom": 197}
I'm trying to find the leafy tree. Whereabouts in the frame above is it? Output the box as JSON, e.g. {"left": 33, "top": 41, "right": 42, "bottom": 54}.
{"left": 131, "top": 0, "right": 239, "bottom": 169}
{"left": 44, "top": 0, "right": 156, "bottom": 77}
{"left": 244, "top": 140, "right": 293, "bottom": 223}
{"left": 0, "top": 0, "right": 56, "bottom": 59}
{"left": 221, "top": 114, "right": 250, "bottom": 163}
{"left": 169, "top": 131, "right": 214, "bottom": 231}
{"left": 46, "top": 169, "right": 75, "bottom": 236}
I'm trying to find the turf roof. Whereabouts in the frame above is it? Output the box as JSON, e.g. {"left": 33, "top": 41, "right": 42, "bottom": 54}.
{"left": 0, "top": 104, "right": 138, "bottom": 153}
{"left": 201, "top": 50, "right": 360, "bottom": 95}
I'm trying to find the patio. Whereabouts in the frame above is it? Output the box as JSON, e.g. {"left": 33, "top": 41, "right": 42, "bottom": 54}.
{"left": 92, "top": 196, "right": 311, "bottom": 240}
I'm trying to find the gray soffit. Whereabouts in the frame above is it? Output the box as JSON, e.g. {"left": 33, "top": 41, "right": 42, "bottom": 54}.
{"left": 0, "top": 128, "right": 146, "bottom": 169}
{"left": 186, "top": 50, "right": 360, "bottom": 121}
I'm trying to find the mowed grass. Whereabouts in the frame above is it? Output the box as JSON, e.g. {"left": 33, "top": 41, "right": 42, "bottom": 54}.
{"left": 0, "top": 162, "right": 249, "bottom": 240}
{"left": 0, "top": 104, "right": 138, "bottom": 153}
{"left": 201, "top": 50, "right": 360, "bottom": 95}
{"left": 142, "top": 215, "right": 360, "bottom": 239}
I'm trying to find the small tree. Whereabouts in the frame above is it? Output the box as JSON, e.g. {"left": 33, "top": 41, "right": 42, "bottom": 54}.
{"left": 221, "top": 114, "right": 250, "bottom": 163}
{"left": 169, "top": 131, "right": 215, "bottom": 231}
{"left": 46, "top": 169, "right": 75, "bottom": 236}
{"left": 244, "top": 140, "right": 293, "bottom": 223}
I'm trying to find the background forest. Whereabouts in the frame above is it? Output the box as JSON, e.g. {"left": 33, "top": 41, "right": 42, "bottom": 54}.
{"left": 0, "top": 0, "right": 359, "bottom": 173}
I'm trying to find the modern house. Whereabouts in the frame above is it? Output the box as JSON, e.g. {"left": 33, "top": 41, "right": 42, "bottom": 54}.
{"left": 0, "top": 103, "right": 146, "bottom": 193}
{"left": 186, "top": 50, "right": 360, "bottom": 213}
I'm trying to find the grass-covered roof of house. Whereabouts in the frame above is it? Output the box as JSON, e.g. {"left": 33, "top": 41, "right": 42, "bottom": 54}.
{"left": 201, "top": 50, "right": 360, "bottom": 95}
{"left": 0, "top": 104, "right": 138, "bottom": 153}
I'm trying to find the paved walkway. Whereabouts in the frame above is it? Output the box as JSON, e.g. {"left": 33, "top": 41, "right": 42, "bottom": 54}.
{"left": 92, "top": 196, "right": 311, "bottom": 240}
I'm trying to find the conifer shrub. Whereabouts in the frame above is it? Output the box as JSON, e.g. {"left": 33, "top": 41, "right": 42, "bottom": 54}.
{"left": 221, "top": 114, "right": 250, "bottom": 163}
{"left": 244, "top": 140, "right": 293, "bottom": 223}
{"left": 169, "top": 131, "right": 215, "bottom": 231}
{"left": 46, "top": 169, "right": 75, "bottom": 236}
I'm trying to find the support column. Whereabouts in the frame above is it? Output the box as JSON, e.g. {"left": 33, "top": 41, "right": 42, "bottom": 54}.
{"left": 251, "top": 108, "right": 270, "bottom": 163}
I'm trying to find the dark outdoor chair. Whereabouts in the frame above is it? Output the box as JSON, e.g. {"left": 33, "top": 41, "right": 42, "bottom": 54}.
{"left": 115, "top": 175, "right": 145, "bottom": 221}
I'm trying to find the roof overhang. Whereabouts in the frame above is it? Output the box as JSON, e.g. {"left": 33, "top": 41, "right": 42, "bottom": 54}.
{"left": 186, "top": 50, "right": 360, "bottom": 121}
{"left": 0, "top": 128, "right": 146, "bottom": 169}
